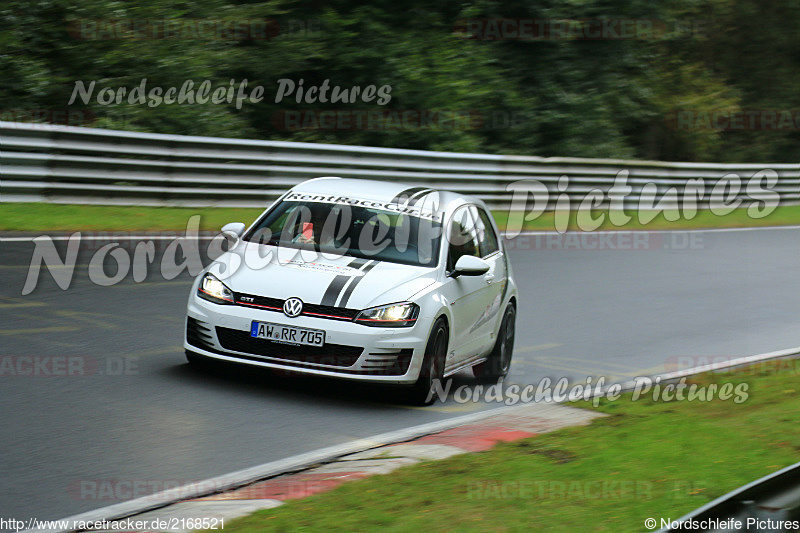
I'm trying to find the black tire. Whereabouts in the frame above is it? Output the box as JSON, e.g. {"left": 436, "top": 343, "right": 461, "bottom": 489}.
{"left": 408, "top": 318, "right": 449, "bottom": 406}
{"left": 473, "top": 304, "right": 516, "bottom": 381}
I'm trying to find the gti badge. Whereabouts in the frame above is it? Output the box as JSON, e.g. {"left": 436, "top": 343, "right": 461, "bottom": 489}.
{"left": 283, "top": 297, "right": 303, "bottom": 318}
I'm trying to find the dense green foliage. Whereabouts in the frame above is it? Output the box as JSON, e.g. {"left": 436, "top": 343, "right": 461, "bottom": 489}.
{"left": 2, "top": 0, "right": 798, "bottom": 161}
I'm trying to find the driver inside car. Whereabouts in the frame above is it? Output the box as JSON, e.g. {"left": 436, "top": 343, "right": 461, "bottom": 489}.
{"left": 291, "top": 205, "right": 337, "bottom": 246}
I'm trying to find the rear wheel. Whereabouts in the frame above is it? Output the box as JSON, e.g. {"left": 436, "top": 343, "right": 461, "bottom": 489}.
{"left": 408, "top": 318, "right": 448, "bottom": 406}
{"left": 473, "top": 305, "right": 515, "bottom": 381}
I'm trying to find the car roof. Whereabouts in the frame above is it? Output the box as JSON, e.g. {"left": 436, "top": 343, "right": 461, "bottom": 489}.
{"left": 289, "top": 177, "right": 474, "bottom": 213}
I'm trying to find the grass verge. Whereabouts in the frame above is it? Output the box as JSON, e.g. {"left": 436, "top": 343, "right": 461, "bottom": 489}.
{"left": 1, "top": 203, "right": 799, "bottom": 232}
{"left": 0, "top": 204, "right": 262, "bottom": 232}
{"left": 225, "top": 360, "right": 800, "bottom": 532}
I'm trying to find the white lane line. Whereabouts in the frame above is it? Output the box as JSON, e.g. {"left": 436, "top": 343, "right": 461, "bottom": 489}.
{"left": 0, "top": 235, "right": 219, "bottom": 242}
{"left": 509, "top": 224, "right": 800, "bottom": 236}
{"left": 630, "top": 345, "right": 800, "bottom": 386}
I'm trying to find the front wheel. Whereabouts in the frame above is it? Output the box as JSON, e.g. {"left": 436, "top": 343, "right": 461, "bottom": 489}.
{"left": 473, "top": 304, "right": 515, "bottom": 381}
{"left": 407, "top": 318, "right": 449, "bottom": 406}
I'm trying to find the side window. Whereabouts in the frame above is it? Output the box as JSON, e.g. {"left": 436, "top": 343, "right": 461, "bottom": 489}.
{"left": 447, "top": 206, "right": 481, "bottom": 271}
{"left": 474, "top": 206, "right": 500, "bottom": 257}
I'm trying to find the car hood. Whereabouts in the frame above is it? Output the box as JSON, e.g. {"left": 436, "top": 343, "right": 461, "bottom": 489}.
{"left": 210, "top": 245, "right": 436, "bottom": 309}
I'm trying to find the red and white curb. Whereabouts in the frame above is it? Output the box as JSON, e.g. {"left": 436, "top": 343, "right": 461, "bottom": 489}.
{"left": 36, "top": 346, "right": 800, "bottom": 533}
{"left": 99, "top": 403, "right": 604, "bottom": 532}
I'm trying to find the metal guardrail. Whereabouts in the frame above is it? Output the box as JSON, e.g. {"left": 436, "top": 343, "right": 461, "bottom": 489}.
{"left": 658, "top": 461, "right": 800, "bottom": 532}
{"left": 1, "top": 121, "right": 799, "bottom": 209}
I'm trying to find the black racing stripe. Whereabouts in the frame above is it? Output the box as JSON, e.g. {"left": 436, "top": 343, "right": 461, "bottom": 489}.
{"left": 320, "top": 258, "right": 368, "bottom": 306}
{"left": 391, "top": 186, "right": 427, "bottom": 204}
{"left": 337, "top": 260, "right": 378, "bottom": 307}
{"left": 406, "top": 188, "right": 434, "bottom": 207}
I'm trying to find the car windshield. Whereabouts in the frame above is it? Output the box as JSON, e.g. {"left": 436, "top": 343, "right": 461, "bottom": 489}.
{"left": 243, "top": 198, "right": 442, "bottom": 267}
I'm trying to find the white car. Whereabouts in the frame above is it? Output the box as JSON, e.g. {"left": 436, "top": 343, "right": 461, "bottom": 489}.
{"left": 184, "top": 177, "right": 517, "bottom": 404}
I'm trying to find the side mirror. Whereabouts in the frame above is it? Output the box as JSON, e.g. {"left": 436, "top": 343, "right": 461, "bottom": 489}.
{"left": 450, "top": 255, "right": 490, "bottom": 278}
{"left": 221, "top": 222, "right": 246, "bottom": 241}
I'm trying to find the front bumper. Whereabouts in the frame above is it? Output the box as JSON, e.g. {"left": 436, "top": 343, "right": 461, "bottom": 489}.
{"left": 185, "top": 294, "right": 430, "bottom": 384}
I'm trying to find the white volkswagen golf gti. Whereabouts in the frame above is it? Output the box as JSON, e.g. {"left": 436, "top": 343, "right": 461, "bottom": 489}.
{"left": 185, "top": 177, "right": 517, "bottom": 404}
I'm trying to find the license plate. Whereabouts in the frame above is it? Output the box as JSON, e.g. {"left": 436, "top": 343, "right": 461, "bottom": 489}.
{"left": 250, "top": 321, "right": 325, "bottom": 347}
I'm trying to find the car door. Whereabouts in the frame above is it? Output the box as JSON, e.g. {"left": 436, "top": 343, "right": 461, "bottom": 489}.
{"left": 441, "top": 205, "right": 501, "bottom": 365}
{"left": 472, "top": 205, "right": 506, "bottom": 347}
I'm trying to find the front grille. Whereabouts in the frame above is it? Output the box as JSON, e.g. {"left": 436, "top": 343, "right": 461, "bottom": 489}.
{"left": 233, "top": 292, "right": 358, "bottom": 322}
{"left": 301, "top": 303, "right": 358, "bottom": 320}
{"left": 186, "top": 317, "right": 214, "bottom": 350}
{"left": 215, "top": 327, "right": 362, "bottom": 367}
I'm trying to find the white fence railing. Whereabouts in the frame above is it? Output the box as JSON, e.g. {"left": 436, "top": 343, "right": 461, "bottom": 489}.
{"left": 2, "top": 121, "right": 799, "bottom": 210}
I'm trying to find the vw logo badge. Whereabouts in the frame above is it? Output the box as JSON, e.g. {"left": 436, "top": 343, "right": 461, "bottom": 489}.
{"left": 283, "top": 297, "right": 303, "bottom": 318}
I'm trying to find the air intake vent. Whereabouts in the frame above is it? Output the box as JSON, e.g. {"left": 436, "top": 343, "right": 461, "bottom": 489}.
{"left": 186, "top": 317, "right": 214, "bottom": 350}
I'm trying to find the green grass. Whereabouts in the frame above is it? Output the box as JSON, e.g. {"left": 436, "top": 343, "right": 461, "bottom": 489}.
{"left": 0, "top": 204, "right": 263, "bottom": 232}
{"left": 1, "top": 203, "right": 799, "bottom": 232}
{"left": 225, "top": 361, "right": 800, "bottom": 532}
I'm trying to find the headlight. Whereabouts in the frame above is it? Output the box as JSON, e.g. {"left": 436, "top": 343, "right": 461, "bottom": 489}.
{"left": 354, "top": 302, "right": 419, "bottom": 327}
{"left": 197, "top": 273, "right": 234, "bottom": 304}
